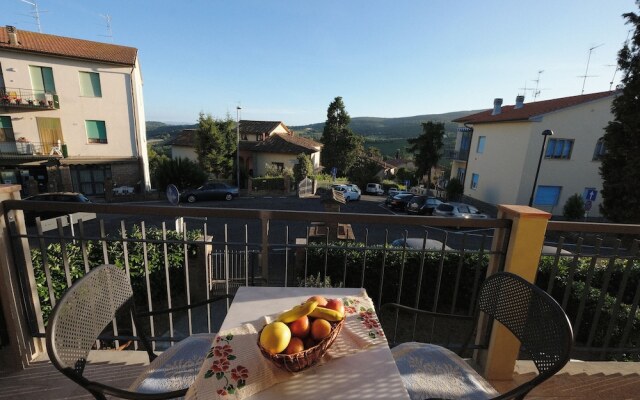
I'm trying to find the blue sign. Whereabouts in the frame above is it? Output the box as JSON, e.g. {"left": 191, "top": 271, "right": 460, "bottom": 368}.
{"left": 585, "top": 200, "right": 593, "bottom": 211}
{"left": 584, "top": 189, "right": 598, "bottom": 201}
{"left": 331, "top": 167, "right": 337, "bottom": 177}
{"left": 404, "top": 180, "right": 410, "bottom": 188}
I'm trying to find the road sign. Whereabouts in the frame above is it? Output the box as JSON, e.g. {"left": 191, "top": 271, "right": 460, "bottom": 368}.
{"left": 585, "top": 189, "right": 598, "bottom": 201}
{"left": 166, "top": 184, "right": 180, "bottom": 205}
{"left": 585, "top": 200, "right": 593, "bottom": 211}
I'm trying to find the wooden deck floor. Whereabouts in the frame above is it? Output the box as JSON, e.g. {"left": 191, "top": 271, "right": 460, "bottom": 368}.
{"left": 1, "top": 353, "right": 639, "bottom": 399}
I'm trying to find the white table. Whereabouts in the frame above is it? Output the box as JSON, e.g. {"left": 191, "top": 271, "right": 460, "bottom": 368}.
{"left": 219, "top": 286, "right": 410, "bottom": 400}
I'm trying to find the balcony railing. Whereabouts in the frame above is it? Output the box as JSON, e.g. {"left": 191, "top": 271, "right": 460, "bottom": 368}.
{"left": 2, "top": 199, "right": 639, "bottom": 360}
{"left": 443, "top": 149, "right": 470, "bottom": 161}
{"left": 0, "top": 87, "right": 59, "bottom": 110}
{"left": 0, "top": 140, "right": 65, "bottom": 157}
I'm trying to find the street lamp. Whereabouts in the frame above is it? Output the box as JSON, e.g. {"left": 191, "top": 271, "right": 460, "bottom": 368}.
{"left": 236, "top": 106, "right": 241, "bottom": 189}
{"left": 528, "top": 129, "right": 554, "bottom": 207}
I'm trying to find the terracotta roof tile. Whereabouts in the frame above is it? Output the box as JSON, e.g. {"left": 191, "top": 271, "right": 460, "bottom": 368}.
{"left": 167, "top": 129, "right": 196, "bottom": 146}
{"left": 0, "top": 26, "right": 137, "bottom": 65}
{"left": 453, "top": 91, "right": 616, "bottom": 124}
{"left": 245, "top": 133, "right": 321, "bottom": 154}
{"left": 240, "top": 120, "right": 290, "bottom": 135}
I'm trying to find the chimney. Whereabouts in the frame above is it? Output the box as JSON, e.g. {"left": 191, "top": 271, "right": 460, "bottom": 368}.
{"left": 6, "top": 26, "right": 18, "bottom": 46}
{"left": 514, "top": 95, "right": 525, "bottom": 109}
{"left": 491, "top": 98, "right": 503, "bottom": 115}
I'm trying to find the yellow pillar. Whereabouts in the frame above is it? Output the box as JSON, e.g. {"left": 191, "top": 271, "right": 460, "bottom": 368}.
{"left": 480, "top": 204, "right": 551, "bottom": 380}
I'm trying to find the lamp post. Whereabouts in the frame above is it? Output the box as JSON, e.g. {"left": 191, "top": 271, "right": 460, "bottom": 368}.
{"left": 528, "top": 129, "right": 554, "bottom": 207}
{"left": 236, "top": 106, "right": 241, "bottom": 189}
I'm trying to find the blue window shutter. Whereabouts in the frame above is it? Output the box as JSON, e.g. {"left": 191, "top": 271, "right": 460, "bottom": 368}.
{"left": 534, "top": 186, "right": 561, "bottom": 206}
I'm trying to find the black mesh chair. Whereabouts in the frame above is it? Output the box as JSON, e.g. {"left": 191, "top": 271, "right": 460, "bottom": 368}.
{"left": 384, "top": 271, "right": 573, "bottom": 400}
{"left": 46, "top": 264, "right": 232, "bottom": 400}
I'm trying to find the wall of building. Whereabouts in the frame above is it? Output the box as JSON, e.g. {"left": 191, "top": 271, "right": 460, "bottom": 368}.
{"left": 0, "top": 51, "right": 139, "bottom": 159}
{"left": 461, "top": 96, "right": 613, "bottom": 217}
{"left": 171, "top": 145, "right": 198, "bottom": 162}
{"left": 253, "top": 152, "right": 299, "bottom": 176}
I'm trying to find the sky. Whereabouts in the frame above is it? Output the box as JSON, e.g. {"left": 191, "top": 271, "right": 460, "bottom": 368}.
{"left": 2, "top": 0, "right": 636, "bottom": 126}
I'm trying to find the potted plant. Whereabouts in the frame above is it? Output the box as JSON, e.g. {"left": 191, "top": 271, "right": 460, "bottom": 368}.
{"left": 16, "top": 137, "right": 32, "bottom": 154}
{"left": 15, "top": 97, "right": 22, "bottom": 105}
{"left": 27, "top": 99, "right": 34, "bottom": 106}
{"left": 39, "top": 99, "right": 46, "bottom": 106}
{"left": 1, "top": 95, "right": 9, "bottom": 104}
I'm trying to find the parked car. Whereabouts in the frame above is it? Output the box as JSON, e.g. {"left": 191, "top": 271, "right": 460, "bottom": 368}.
{"left": 366, "top": 183, "right": 384, "bottom": 196}
{"left": 345, "top": 184, "right": 362, "bottom": 196}
{"left": 406, "top": 196, "right": 443, "bottom": 215}
{"left": 387, "top": 186, "right": 400, "bottom": 196}
{"left": 180, "top": 182, "right": 239, "bottom": 203}
{"left": 384, "top": 190, "right": 411, "bottom": 206}
{"left": 433, "top": 202, "right": 488, "bottom": 218}
{"left": 22, "top": 192, "right": 92, "bottom": 225}
{"left": 391, "top": 238, "right": 452, "bottom": 251}
{"left": 331, "top": 184, "right": 360, "bottom": 201}
{"left": 387, "top": 193, "right": 415, "bottom": 211}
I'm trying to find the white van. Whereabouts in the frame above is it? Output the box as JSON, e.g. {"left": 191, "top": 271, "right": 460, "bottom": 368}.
{"left": 366, "top": 183, "right": 384, "bottom": 195}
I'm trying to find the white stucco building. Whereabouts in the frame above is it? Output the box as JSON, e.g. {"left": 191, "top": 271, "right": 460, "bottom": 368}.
{"left": 451, "top": 91, "right": 617, "bottom": 217}
{"left": 0, "top": 26, "right": 149, "bottom": 196}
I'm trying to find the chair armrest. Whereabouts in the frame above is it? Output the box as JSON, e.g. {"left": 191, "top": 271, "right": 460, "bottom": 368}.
{"left": 136, "top": 294, "right": 233, "bottom": 318}
{"left": 86, "top": 379, "right": 187, "bottom": 400}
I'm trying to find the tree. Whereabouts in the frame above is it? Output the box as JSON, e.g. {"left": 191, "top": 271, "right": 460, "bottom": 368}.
{"left": 347, "top": 154, "right": 380, "bottom": 189}
{"left": 153, "top": 157, "right": 207, "bottom": 191}
{"left": 563, "top": 193, "right": 585, "bottom": 221}
{"left": 147, "top": 144, "right": 169, "bottom": 189}
{"left": 600, "top": 6, "right": 640, "bottom": 223}
{"left": 406, "top": 121, "right": 445, "bottom": 187}
{"left": 293, "top": 153, "right": 313, "bottom": 183}
{"left": 194, "top": 112, "right": 236, "bottom": 179}
{"left": 320, "top": 97, "right": 363, "bottom": 176}
{"left": 446, "top": 177, "right": 464, "bottom": 201}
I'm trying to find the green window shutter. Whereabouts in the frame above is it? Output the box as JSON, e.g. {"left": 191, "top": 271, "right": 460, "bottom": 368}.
{"left": 0, "top": 116, "right": 12, "bottom": 129}
{"left": 42, "top": 67, "right": 56, "bottom": 93}
{"left": 79, "top": 72, "right": 102, "bottom": 97}
{"left": 85, "top": 120, "right": 107, "bottom": 143}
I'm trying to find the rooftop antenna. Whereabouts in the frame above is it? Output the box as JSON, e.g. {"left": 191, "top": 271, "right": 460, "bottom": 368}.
{"left": 99, "top": 14, "right": 113, "bottom": 42}
{"left": 532, "top": 70, "right": 547, "bottom": 101}
{"left": 19, "top": 0, "right": 45, "bottom": 33}
{"left": 579, "top": 43, "right": 604, "bottom": 94}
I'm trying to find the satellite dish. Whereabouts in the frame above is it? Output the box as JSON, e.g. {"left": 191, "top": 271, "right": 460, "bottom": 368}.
{"left": 166, "top": 184, "right": 180, "bottom": 206}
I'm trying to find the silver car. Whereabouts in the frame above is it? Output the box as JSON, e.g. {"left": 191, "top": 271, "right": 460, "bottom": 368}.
{"left": 433, "top": 202, "right": 488, "bottom": 218}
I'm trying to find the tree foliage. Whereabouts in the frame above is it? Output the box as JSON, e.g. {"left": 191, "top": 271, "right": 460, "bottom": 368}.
{"left": 293, "top": 153, "right": 313, "bottom": 183}
{"left": 347, "top": 154, "right": 381, "bottom": 189}
{"left": 320, "top": 97, "right": 364, "bottom": 176}
{"left": 147, "top": 144, "right": 170, "bottom": 189}
{"left": 153, "top": 157, "right": 207, "bottom": 191}
{"left": 406, "top": 121, "right": 445, "bottom": 186}
{"left": 446, "top": 177, "right": 464, "bottom": 201}
{"left": 600, "top": 5, "right": 640, "bottom": 223}
{"left": 563, "top": 193, "right": 585, "bottom": 221}
{"left": 195, "top": 112, "right": 236, "bottom": 178}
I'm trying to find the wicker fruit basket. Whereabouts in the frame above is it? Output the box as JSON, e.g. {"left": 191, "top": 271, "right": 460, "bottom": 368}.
{"left": 257, "top": 318, "right": 345, "bottom": 372}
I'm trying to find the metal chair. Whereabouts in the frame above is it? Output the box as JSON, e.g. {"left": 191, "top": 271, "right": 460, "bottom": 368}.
{"left": 384, "top": 271, "right": 573, "bottom": 400}
{"left": 46, "top": 264, "right": 232, "bottom": 400}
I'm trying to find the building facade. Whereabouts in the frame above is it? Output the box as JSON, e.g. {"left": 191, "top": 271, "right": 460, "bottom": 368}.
{"left": 0, "top": 26, "right": 149, "bottom": 197}
{"left": 451, "top": 91, "right": 616, "bottom": 217}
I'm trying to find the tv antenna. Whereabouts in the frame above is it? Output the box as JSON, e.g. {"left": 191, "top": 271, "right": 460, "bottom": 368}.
{"left": 579, "top": 43, "right": 604, "bottom": 94}
{"left": 531, "top": 70, "right": 550, "bottom": 101}
{"left": 99, "top": 14, "right": 113, "bottom": 42}
{"left": 19, "top": 0, "right": 46, "bottom": 33}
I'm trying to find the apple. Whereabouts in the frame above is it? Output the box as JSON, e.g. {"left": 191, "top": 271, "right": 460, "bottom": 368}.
{"left": 311, "top": 318, "right": 332, "bottom": 340}
{"left": 284, "top": 337, "right": 305, "bottom": 354}
{"left": 289, "top": 315, "right": 310, "bottom": 338}
{"left": 306, "top": 295, "right": 328, "bottom": 307}
{"left": 325, "top": 298, "right": 345, "bottom": 316}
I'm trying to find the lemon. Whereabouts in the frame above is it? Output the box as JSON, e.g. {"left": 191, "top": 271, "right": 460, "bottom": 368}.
{"left": 260, "top": 322, "right": 291, "bottom": 354}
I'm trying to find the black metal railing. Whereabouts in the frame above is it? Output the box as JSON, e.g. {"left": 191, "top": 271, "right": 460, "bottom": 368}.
{"left": 0, "top": 140, "right": 65, "bottom": 157}
{"left": 0, "top": 87, "right": 59, "bottom": 109}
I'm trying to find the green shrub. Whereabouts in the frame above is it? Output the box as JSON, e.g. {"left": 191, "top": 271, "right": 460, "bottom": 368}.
{"left": 31, "top": 225, "right": 203, "bottom": 324}
{"left": 251, "top": 177, "right": 284, "bottom": 191}
{"left": 446, "top": 178, "right": 464, "bottom": 201}
{"left": 563, "top": 193, "right": 585, "bottom": 220}
{"left": 153, "top": 157, "right": 207, "bottom": 191}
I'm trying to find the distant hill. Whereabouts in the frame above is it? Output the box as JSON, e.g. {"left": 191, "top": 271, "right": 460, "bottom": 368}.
{"left": 146, "top": 121, "right": 196, "bottom": 140}
{"left": 145, "top": 109, "right": 484, "bottom": 156}
{"left": 290, "top": 110, "right": 483, "bottom": 156}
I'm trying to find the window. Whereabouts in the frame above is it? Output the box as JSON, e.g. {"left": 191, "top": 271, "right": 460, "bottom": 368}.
{"left": 71, "top": 165, "right": 111, "bottom": 195}
{"left": 456, "top": 167, "right": 466, "bottom": 182}
{"left": 470, "top": 173, "right": 479, "bottom": 190}
{"left": 0, "top": 116, "right": 14, "bottom": 142}
{"left": 476, "top": 136, "right": 486, "bottom": 153}
{"left": 79, "top": 72, "right": 102, "bottom": 97}
{"left": 545, "top": 138, "right": 574, "bottom": 159}
{"left": 85, "top": 120, "right": 107, "bottom": 143}
{"left": 29, "top": 65, "right": 56, "bottom": 102}
{"left": 534, "top": 185, "right": 562, "bottom": 206}
{"left": 593, "top": 137, "right": 606, "bottom": 160}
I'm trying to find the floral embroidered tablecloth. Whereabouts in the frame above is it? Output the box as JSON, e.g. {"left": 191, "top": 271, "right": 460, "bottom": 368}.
{"left": 186, "top": 292, "right": 386, "bottom": 399}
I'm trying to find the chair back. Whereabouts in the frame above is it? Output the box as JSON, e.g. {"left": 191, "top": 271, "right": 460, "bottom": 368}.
{"left": 478, "top": 272, "right": 573, "bottom": 378}
{"left": 46, "top": 264, "right": 134, "bottom": 376}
